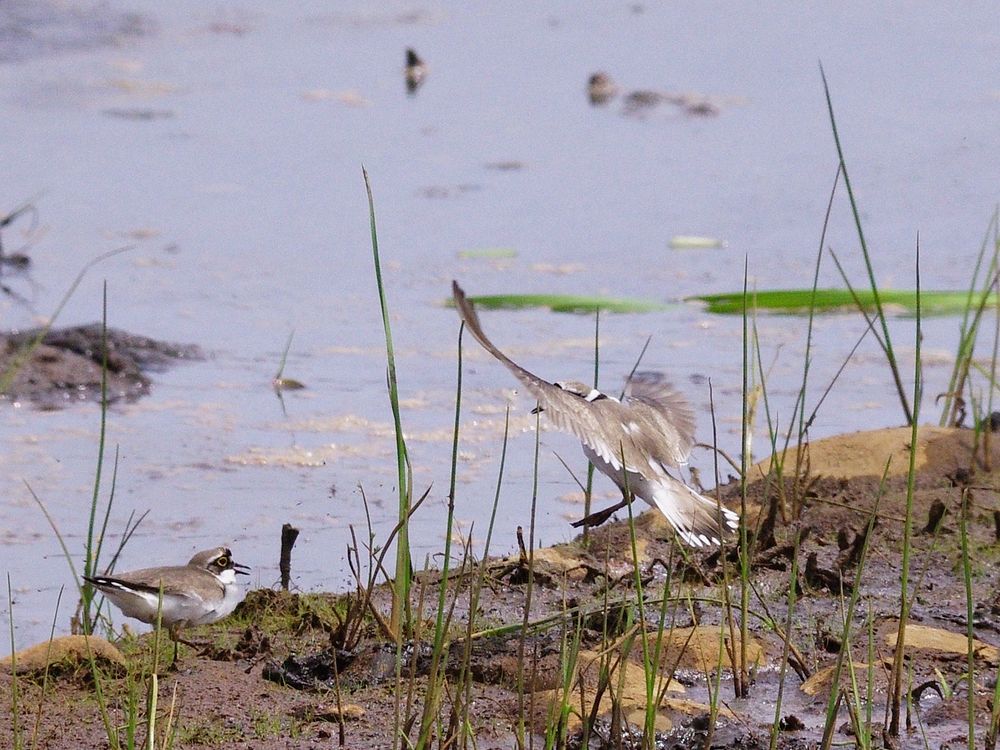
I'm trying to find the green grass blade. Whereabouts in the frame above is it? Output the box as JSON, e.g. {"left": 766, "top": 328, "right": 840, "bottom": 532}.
{"left": 81, "top": 286, "right": 111, "bottom": 634}
{"left": 820, "top": 64, "right": 911, "bottom": 425}
{"left": 887, "top": 239, "right": 922, "bottom": 737}
{"left": 362, "top": 167, "right": 411, "bottom": 639}
{"left": 7, "top": 575, "right": 20, "bottom": 750}
{"left": 29, "top": 586, "right": 64, "bottom": 750}
{"left": 959, "top": 489, "right": 977, "bottom": 748}
{"left": 415, "top": 322, "right": 464, "bottom": 750}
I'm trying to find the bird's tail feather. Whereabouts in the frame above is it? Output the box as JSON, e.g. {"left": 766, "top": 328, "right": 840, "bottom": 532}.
{"left": 649, "top": 479, "right": 739, "bottom": 548}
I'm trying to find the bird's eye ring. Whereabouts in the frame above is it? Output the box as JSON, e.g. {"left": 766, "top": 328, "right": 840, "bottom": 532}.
{"left": 216, "top": 556, "right": 229, "bottom": 567}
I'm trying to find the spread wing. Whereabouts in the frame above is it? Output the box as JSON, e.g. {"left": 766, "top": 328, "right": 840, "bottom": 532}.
{"left": 453, "top": 280, "right": 608, "bottom": 436}
{"left": 622, "top": 371, "right": 696, "bottom": 465}
{"left": 452, "top": 281, "right": 690, "bottom": 476}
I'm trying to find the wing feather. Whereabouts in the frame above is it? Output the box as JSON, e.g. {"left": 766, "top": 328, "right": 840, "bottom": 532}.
{"left": 454, "top": 282, "right": 686, "bottom": 476}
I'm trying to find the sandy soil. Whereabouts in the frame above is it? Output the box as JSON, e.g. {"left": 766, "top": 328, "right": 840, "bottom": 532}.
{"left": 3, "top": 426, "right": 999, "bottom": 749}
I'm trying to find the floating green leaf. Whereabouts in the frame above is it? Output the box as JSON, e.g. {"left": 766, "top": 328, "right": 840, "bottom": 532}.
{"left": 689, "top": 289, "right": 998, "bottom": 317}
{"left": 669, "top": 235, "right": 726, "bottom": 249}
{"left": 450, "top": 293, "right": 670, "bottom": 314}
{"left": 457, "top": 247, "right": 518, "bottom": 259}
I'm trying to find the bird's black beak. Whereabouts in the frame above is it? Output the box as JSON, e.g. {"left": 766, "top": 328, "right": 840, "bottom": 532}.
{"left": 234, "top": 562, "right": 251, "bottom": 576}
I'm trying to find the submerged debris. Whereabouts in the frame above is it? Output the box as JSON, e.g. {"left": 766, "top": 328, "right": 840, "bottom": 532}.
{"left": 587, "top": 72, "right": 619, "bottom": 105}
{"left": 586, "top": 72, "right": 722, "bottom": 117}
{"left": 404, "top": 47, "right": 427, "bottom": 94}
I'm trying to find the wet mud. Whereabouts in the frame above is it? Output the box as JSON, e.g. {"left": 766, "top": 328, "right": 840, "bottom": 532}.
{"left": 2, "top": 426, "right": 999, "bottom": 748}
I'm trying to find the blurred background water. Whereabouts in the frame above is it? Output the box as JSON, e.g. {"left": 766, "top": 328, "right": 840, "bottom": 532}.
{"left": 1, "top": 0, "right": 998, "bottom": 652}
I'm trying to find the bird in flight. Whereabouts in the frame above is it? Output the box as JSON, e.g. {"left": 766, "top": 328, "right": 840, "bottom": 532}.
{"left": 452, "top": 280, "right": 738, "bottom": 547}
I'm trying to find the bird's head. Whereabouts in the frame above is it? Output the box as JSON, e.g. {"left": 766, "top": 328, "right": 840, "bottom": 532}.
{"left": 189, "top": 547, "right": 251, "bottom": 577}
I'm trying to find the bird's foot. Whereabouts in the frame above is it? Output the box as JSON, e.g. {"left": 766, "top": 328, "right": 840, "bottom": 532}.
{"left": 571, "top": 499, "right": 631, "bottom": 529}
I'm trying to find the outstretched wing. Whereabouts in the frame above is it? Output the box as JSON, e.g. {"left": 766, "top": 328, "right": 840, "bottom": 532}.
{"left": 453, "top": 281, "right": 680, "bottom": 475}
{"left": 453, "top": 281, "right": 610, "bottom": 439}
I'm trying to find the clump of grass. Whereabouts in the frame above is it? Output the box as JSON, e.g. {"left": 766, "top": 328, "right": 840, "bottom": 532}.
{"left": 768, "top": 532, "right": 802, "bottom": 750}
{"left": 16, "top": 286, "right": 174, "bottom": 750}
{"left": 42, "top": 286, "right": 147, "bottom": 637}
{"left": 818, "top": 467, "right": 886, "bottom": 748}
{"left": 938, "top": 210, "right": 1000, "bottom": 430}
{"left": 515, "top": 409, "right": 543, "bottom": 750}
{"left": 450, "top": 407, "right": 510, "bottom": 749}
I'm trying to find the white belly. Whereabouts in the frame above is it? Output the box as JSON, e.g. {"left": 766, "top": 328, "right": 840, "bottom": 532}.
{"left": 582, "top": 443, "right": 659, "bottom": 508}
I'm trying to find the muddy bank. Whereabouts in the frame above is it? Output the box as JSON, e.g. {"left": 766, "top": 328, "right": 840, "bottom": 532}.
{"left": 0, "top": 324, "right": 202, "bottom": 406}
{"left": 2, "top": 426, "right": 999, "bottom": 748}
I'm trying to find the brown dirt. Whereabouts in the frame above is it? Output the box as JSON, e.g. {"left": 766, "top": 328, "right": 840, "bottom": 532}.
{"left": 3, "top": 426, "right": 999, "bottom": 749}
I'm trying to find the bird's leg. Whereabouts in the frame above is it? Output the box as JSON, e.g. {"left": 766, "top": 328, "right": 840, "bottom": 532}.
{"left": 571, "top": 494, "right": 637, "bottom": 528}
{"left": 168, "top": 626, "right": 180, "bottom": 667}
{"left": 167, "top": 625, "right": 201, "bottom": 666}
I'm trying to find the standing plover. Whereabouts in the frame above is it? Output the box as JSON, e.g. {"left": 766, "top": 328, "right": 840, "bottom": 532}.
{"left": 84, "top": 546, "right": 249, "bottom": 661}
{"left": 452, "top": 281, "right": 738, "bottom": 547}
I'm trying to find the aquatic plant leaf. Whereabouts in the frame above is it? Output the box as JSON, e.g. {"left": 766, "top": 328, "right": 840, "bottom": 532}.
{"left": 669, "top": 235, "right": 726, "bottom": 249}
{"left": 450, "top": 293, "right": 670, "bottom": 314}
{"left": 688, "top": 289, "right": 997, "bottom": 317}
{"left": 457, "top": 247, "right": 518, "bottom": 259}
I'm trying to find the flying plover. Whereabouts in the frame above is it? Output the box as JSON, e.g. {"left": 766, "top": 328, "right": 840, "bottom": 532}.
{"left": 452, "top": 281, "right": 738, "bottom": 547}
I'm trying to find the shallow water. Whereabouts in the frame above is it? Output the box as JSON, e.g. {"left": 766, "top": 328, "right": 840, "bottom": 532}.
{"left": 2, "top": 1, "right": 998, "bottom": 652}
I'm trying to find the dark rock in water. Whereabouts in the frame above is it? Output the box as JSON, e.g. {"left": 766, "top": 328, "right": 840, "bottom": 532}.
{"left": 0, "top": 324, "right": 202, "bottom": 406}
{"left": 0, "top": 252, "right": 31, "bottom": 269}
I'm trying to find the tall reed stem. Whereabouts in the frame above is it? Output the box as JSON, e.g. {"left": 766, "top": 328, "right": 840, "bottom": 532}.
{"left": 887, "top": 239, "right": 922, "bottom": 737}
